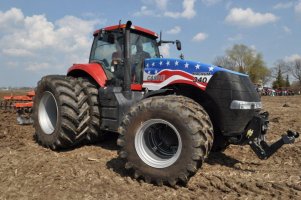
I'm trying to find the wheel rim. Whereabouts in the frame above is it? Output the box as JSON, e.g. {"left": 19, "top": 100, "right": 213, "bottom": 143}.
{"left": 135, "top": 119, "right": 182, "bottom": 168}
{"left": 38, "top": 91, "right": 58, "bottom": 135}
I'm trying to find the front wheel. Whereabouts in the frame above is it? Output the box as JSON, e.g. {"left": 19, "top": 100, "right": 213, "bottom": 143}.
{"left": 117, "top": 95, "right": 214, "bottom": 186}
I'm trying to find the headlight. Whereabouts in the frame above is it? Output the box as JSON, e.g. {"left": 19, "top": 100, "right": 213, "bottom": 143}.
{"left": 230, "top": 100, "right": 262, "bottom": 110}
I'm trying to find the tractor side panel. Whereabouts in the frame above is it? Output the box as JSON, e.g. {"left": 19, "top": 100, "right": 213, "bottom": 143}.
{"left": 142, "top": 58, "right": 246, "bottom": 91}
{"left": 67, "top": 63, "right": 108, "bottom": 87}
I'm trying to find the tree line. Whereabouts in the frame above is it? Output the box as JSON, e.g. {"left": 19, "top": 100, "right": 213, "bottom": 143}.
{"left": 213, "top": 44, "right": 301, "bottom": 89}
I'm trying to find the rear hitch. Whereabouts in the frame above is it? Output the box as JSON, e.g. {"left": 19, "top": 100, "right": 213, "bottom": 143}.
{"left": 244, "top": 112, "right": 299, "bottom": 160}
{"left": 249, "top": 130, "right": 299, "bottom": 160}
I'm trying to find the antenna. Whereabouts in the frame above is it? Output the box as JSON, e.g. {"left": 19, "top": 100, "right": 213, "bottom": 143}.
{"left": 118, "top": 20, "right": 122, "bottom": 32}
{"left": 159, "top": 31, "right": 162, "bottom": 46}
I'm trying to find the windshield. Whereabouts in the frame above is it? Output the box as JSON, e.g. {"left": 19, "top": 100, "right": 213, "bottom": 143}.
{"left": 90, "top": 31, "right": 159, "bottom": 67}
{"left": 90, "top": 32, "right": 123, "bottom": 70}
{"left": 130, "top": 32, "right": 160, "bottom": 58}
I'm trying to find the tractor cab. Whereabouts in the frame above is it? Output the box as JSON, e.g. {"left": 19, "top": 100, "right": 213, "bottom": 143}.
{"left": 89, "top": 24, "right": 160, "bottom": 85}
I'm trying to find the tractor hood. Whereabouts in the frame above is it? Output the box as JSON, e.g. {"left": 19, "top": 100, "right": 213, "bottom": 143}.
{"left": 143, "top": 58, "right": 247, "bottom": 91}
{"left": 144, "top": 58, "right": 246, "bottom": 77}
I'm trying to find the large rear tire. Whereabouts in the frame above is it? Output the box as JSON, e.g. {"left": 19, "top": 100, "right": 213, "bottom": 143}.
{"left": 33, "top": 75, "right": 88, "bottom": 150}
{"left": 77, "top": 78, "right": 104, "bottom": 142}
{"left": 117, "top": 95, "right": 214, "bottom": 186}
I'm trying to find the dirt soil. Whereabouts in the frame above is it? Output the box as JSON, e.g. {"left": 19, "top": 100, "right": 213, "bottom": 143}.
{"left": 0, "top": 94, "right": 300, "bottom": 200}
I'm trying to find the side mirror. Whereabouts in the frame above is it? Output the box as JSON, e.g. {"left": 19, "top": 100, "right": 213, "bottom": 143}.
{"left": 176, "top": 40, "right": 181, "bottom": 51}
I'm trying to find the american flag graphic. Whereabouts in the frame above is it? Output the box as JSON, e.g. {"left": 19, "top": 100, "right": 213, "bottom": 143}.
{"left": 142, "top": 58, "right": 218, "bottom": 91}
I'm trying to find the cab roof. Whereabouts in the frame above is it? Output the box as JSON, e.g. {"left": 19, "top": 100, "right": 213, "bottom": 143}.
{"left": 93, "top": 24, "right": 158, "bottom": 38}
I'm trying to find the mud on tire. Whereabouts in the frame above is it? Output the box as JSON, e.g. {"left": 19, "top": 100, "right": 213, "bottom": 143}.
{"left": 117, "top": 95, "right": 214, "bottom": 186}
{"left": 33, "top": 75, "right": 89, "bottom": 150}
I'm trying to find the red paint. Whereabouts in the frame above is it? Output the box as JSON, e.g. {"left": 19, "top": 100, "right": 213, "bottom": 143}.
{"left": 14, "top": 102, "right": 33, "bottom": 108}
{"left": 168, "top": 80, "right": 206, "bottom": 91}
{"left": 3, "top": 95, "right": 33, "bottom": 101}
{"left": 143, "top": 69, "right": 207, "bottom": 91}
{"left": 143, "top": 70, "right": 195, "bottom": 84}
{"left": 131, "top": 84, "right": 142, "bottom": 91}
{"left": 95, "top": 24, "right": 158, "bottom": 38}
{"left": 26, "top": 91, "right": 35, "bottom": 97}
{"left": 68, "top": 63, "right": 108, "bottom": 87}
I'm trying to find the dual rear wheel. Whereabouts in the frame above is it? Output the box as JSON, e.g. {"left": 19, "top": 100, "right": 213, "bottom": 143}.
{"left": 33, "top": 75, "right": 103, "bottom": 149}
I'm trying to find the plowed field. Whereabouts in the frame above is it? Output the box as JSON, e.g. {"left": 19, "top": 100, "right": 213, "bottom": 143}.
{"left": 0, "top": 94, "right": 300, "bottom": 199}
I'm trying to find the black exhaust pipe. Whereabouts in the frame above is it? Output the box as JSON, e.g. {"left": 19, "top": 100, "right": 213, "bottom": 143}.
{"left": 123, "top": 21, "right": 132, "bottom": 93}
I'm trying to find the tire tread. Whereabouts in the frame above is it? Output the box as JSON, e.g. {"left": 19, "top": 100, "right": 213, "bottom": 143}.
{"left": 118, "top": 95, "right": 214, "bottom": 186}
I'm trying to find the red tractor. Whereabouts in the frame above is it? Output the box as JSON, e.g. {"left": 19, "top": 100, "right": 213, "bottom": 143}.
{"left": 33, "top": 21, "right": 299, "bottom": 186}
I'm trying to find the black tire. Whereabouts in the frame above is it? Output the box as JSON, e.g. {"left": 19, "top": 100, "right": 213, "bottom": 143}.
{"left": 117, "top": 95, "right": 214, "bottom": 186}
{"left": 33, "top": 75, "right": 88, "bottom": 150}
{"left": 77, "top": 78, "right": 104, "bottom": 142}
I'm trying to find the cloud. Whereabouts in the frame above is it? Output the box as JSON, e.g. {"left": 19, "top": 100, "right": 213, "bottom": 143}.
{"left": 284, "top": 54, "right": 301, "bottom": 62}
{"left": 0, "top": 8, "right": 103, "bottom": 73}
{"left": 133, "top": 6, "right": 158, "bottom": 17}
{"left": 134, "top": 0, "right": 169, "bottom": 17}
{"left": 295, "top": 1, "right": 301, "bottom": 14}
{"left": 164, "top": 0, "right": 196, "bottom": 19}
{"left": 273, "top": 2, "right": 294, "bottom": 10}
{"left": 0, "top": 7, "right": 24, "bottom": 33}
{"left": 166, "top": 26, "right": 181, "bottom": 34}
{"left": 192, "top": 32, "right": 208, "bottom": 42}
{"left": 283, "top": 26, "right": 291, "bottom": 34}
{"left": 134, "top": 0, "right": 196, "bottom": 19}
{"left": 26, "top": 62, "right": 51, "bottom": 71}
{"left": 159, "top": 44, "right": 170, "bottom": 57}
{"left": 225, "top": 8, "right": 278, "bottom": 27}
{"left": 227, "top": 33, "right": 243, "bottom": 41}
{"left": 2, "top": 48, "right": 34, "bottom": 57}
{"left": 201, "top": 0, "right": 221, "bottom": 6}
{"left": 225, "top": 1, "right": 233, "bottom": 10}
{"left": 155, "top": 0, "right": 169, "bottom": 10}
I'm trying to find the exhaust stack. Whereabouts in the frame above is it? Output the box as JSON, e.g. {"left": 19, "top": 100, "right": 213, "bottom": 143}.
{"left": 123, "top": 21, "right": 132, "bottom": 93}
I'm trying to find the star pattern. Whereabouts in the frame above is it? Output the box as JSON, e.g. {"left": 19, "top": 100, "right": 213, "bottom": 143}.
{"left": 144, "top": 59, "right": 217, "bottom": 75}
{"left": 184, "top": 62, "right": 189, "bottom": 68}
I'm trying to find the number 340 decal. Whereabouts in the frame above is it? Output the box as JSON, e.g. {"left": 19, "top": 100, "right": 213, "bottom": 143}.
{"left": 193, "top": 76, "right": 208, "bottom": 83}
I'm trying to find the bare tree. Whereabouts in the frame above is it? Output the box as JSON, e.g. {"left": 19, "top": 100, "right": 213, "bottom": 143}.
{"left": 290, "top": 59, "right": 301, "bottom": 85}
{"left": 213, "top": 56, "right": 235, "bottom": 70}
{"left": 226, "top": 44, "right": 254, "bottom": 73}
{"left": 269, "top": 59, "right": 290, "bottom": 78}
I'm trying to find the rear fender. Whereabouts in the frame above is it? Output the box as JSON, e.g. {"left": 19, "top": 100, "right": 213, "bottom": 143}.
{"left": 67, "top": 63, "right": 108, "bottom": 87}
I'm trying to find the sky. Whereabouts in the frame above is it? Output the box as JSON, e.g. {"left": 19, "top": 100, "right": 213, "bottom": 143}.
{"left": 0, "top": 0, "right": 301, "bottom": 87}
